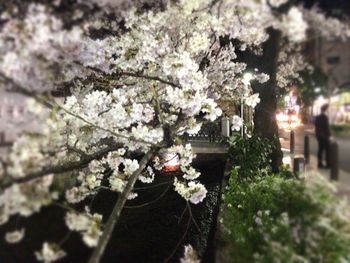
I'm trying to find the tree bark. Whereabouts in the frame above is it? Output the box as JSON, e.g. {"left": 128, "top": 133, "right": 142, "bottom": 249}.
{"left": 252, "top": 28, "right": 283, "bottom": 172}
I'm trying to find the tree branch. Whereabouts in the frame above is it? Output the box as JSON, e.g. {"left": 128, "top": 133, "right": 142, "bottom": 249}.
{"left": 0, "top": 72, "right": 53, "bottom": 109}
{"left": 116, "top": 71, "right": 181, "bottom": 88}
{"left": 0, "top": 143, "right": 123, "bottom": 191}
{"left": 88, "top": 148, "right": 157, "bottom": 263}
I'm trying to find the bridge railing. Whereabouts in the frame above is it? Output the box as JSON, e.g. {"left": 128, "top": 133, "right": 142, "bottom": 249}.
{"left": 183, "top": 117, "right": 231, "bottom": 143}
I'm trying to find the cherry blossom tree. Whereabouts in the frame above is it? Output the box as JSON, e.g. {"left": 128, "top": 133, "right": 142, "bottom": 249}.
{"left": 0, "top": 0, "right": 348, "bottom": 262}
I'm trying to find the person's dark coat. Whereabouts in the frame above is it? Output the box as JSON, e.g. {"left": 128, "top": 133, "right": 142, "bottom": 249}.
{"left": 315, "top": 113, "right": 330, "bottom": 139}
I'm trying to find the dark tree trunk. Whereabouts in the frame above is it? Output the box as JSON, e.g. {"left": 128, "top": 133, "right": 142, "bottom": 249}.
{"left": 252, "top": 28, "right": 283, "bottom": 172}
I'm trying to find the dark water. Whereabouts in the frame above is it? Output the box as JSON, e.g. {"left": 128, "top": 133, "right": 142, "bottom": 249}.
{"left": 0, "top": 154, "right": 226, "bottom": 263}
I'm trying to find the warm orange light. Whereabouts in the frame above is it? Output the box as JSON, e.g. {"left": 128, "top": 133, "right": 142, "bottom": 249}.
{"left": 276, "top": 112, "right": 301, "bottom": 129}
{"left": 162, "top": 153, "right": 180, "bottom": 172}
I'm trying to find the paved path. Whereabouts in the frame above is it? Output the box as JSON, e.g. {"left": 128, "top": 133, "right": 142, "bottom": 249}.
{"left": 279, "top": 124, "right": 350, "bottom": 198}
{"left": 280, "top": 126, "right": 350, "bottom": 199}
{"left": 279, "top": 124, "right": 350, "bottom": 173}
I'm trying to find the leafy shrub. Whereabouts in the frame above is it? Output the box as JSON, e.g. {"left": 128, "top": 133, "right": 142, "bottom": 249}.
{"left": 331, "top": 124, "right": 350, "bottom": 137}
{"left": 221, "top": 172, "right": 350, "bottom": 263}
{"left": 226, "top": 134, "right": 273, "bottom": 180}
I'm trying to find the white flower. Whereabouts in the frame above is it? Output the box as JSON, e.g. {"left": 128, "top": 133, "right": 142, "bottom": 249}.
{"left": 231, "top": 115, "right": 243, "bottom": 131}
{"left": 5, "top": 228, "right": 25, "bottom": 243}
{"left": 180, "top": 244, "right": 200, "bottom": 263}
{"left": 65, "top": 187, "right": 87, "bottom": 204}
{"left": 86, "top": 174, "right": 101, "bottom": 190}
{"left": 255, "top": 216, "right": 263, "bottom": 226}
{"left": 267, "top": 0, "right": 288, "bottom": 8}
{"left": 245, "top": 93, "right": 261, "bottom": 108}
{"left": 183, "top": 167, "right": 201, "bottom": 180}
{"left": 35, "top": 242, "right": 66, "bottom": 263}
{"left": 65, "top": 212, "right": 102, "bottom": 247}
{"left": 281, "top": 7, "right": 308, "bottom": 43}
{"left": 201, "top": 99, "right": 222, "bottom": 122}
{"left": 255, "top": 73, "right": 270, "bottom": 83}
{"left": 174, "top": 178, "right": 207, "bottom": 204}
{"left": 123, "top": 159, "right": 140, "bottom": 175}
{"left": 82, "top": 232, "right": 99, "bottom": 247}
{"left": 109, "top": 176, "right": 126, "bottom": 192}
{"left": 188, "top": 32, "right": 210, "bottom": 53}
{"left": 188, "top": 185, "right": 207, "bottom": 204}
{"left": 139, "top": 166, "right": 155, "bottom": 184}
{"left": 65, "top": 212, "right": 90, "bottom": 232}
{"left": 0, "top": 213, "right": 9, "bottom": 226}
{"left": 127, "top": 192, "right": 138, "bottom": 200}
{"left": 117, "top": 148, "right": 126, "bottom": 156}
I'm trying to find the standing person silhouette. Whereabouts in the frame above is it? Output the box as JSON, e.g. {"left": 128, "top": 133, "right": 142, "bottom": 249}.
{"left": 315, "top": 104, "right": 331, "bottom": 168}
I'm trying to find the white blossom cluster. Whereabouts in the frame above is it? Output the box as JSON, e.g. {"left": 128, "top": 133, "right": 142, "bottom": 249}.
{"left": 304, "top": 7, "right": 350, "bottom": 41}
{"left": 0, "top": 175, "right": 57, "bottom": 226}
{"left": 65, "top": 209, "right": 102, "bottom": 247}
{"left": 279, "top": 7, "right": 308, "bottom": 43}
{"left": 231, "top": 115, "right": 244, "bottom": 132}
{"left": 0, "top": 0, "right": 349, "bottom": 260}
{"left": 0, "top": 4, "right": 85, "bottom": 92}
{"left": 265, "top": 0, "right": 288, "bottom": 8}
{"left": 166, "top": 144, "right": 207, "bottom": 204}
{"left": 180, "top": 244, "right": 200, "bottom": 263}
{"left": 277, "top": 46, "right": 310, "bottom": 88}
{"left": 35, "top": 242, "right": 67, "bottom": 263}
{"left": 5, "top": 228, "right": 25, "bottom": 244}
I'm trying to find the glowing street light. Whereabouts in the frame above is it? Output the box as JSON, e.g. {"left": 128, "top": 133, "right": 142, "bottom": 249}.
{"left": 243, "top": 72, "right": 253, "bottom": 85}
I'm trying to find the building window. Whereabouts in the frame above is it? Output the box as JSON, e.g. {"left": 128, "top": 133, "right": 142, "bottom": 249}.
{"left": 327, "top": 56, "right": 340, "bottom": 64}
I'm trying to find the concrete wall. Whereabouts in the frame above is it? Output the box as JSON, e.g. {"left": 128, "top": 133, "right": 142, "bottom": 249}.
{"left": 313, "top": 37, "right": 350, "bottom": 93}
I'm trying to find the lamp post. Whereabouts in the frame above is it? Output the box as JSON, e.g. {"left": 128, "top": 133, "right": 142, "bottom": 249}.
{"left": 240, "top": 96, "right": 244, "bottom": 137}
{"left": 242, "top": 72, "right": 253, "bottom": 137}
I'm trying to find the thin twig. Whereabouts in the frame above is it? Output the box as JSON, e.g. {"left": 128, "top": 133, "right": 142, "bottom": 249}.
{"left": 164, "top": 208, "right": 192, "bottom": 263}
{"left": 0, "top": 143, "right": 123, "bottom": 190}
{"left": 134, "top": 181, "right": 172, "bottom": 190}
{"left": 187, "top": 202, "right": 201, "bottom": 234}
{"left": 117, "top": 71, "right": 180, "bottom": 88}
{"left": 0, "top": 72, "right": 53, "bottom": 109}
{"left": 124, "top": 184, "right": 170, "bottom": 209}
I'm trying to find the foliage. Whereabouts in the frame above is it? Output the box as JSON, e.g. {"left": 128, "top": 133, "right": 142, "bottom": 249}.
{"left": 331, "top": 124, "right": 350, "bottom": 138}
{"left": 297, "top": 67, "right": 328, "bottom": 107}
{"left": 226, "top": 134, "right": 274, "bottom": 180}
{"left": 222, "top": 172, "right": 350, "bottom": 263}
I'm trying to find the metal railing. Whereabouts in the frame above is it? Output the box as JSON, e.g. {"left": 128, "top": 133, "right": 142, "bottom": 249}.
{"left": 184, "top": 120, "right": 222, "bottom": 143}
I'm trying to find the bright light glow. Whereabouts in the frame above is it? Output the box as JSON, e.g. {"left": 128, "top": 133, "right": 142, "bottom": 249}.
{"left": 313, "top": 95, "right": 328, "bottom": 115}
{"left": 276, "top": 112, "right": 301, "bottom": 129}
{"left": 291, "top": 115, "right": 298, "bottom": 122}
{"left": 243, "top": 72, "right": 253, "bottom": 83}
{"left": 276, "top": 112, "right": 288, "bottom": 122}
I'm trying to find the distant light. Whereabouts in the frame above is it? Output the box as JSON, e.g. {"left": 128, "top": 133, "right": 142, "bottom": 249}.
{"left": 162, "top": 153, "right": 180, "bottom": 172}
{"left": 243, "top": 72, "right": 253, "bottom": 85}
{"left": 314, "top": 87, "right": 321, "bottom": 93}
